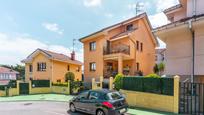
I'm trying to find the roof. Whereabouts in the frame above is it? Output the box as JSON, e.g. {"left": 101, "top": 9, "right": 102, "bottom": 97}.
{"left": 0, "top": 80, "right": 10, "bottom": 86}
{"left": 79, "top": 13, "right": 147, "bottom": 41}
{"left": 163, "top": 4, "right": 182, "bottom": 14}
{"left": 79, "top": 12, "right": 158, "bottom": 46}
{"left": 22, "top": 49, "right": 83, "bottom": 65}
{"left": 110, "top": 28, "right": 137, "bottom": 40}
{"left": 0, "top": 67, "right": 19, "bottom": 74}
{"left": 153, "top": 14, "right": 204, "bottom": 32}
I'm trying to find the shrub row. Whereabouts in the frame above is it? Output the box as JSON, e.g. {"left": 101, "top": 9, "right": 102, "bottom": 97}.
{"left": 31, "top": 80, "right": 50, "bottom": 88}
{"left": 121, "top": 77, "right": 174, "bottom": 95}
{"left": 52, "top": 82, "right": 68, "bottom": 87}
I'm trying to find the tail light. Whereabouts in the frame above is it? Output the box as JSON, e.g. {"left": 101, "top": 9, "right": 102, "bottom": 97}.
{"left": 102, "top": 102, "right": 113, "bottom": 108}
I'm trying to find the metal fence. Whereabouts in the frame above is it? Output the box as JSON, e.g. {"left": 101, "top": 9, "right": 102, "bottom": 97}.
{"left": 179, "top": 82, "right": 204, "bottom": 114}
{"left": 121, "top": 77, "right": 174, "bottom": 95}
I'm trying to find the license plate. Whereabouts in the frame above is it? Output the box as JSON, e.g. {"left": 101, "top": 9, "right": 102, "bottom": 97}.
{"left": 119, "top": 108, "right": 126, "bottom": 113}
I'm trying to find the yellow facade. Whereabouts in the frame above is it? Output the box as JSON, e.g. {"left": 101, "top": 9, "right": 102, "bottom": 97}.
{"left": 24, "top": 51, "right": 82, "bottom": 83}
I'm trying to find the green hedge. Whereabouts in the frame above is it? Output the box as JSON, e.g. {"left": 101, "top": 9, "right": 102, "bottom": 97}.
{"left": 9, "top": 80, "right": 17, "bottom": 88}
{"left": 0, "top": 85, "right": 6, "bottom": 90}
{"left": 52, "top": 82, "right": 68, "bottom": 87}
{"left": 31, "top": 80, "right": 50, "bottom": 88}
{"left": 121, "top": 77, "right": 174, "bottom": 96}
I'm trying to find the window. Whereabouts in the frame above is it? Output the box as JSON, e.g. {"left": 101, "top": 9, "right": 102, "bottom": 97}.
{"left": 136, "top": 62, "right": 140, "bottom": 71}
{"left": 126, "top": 24, "right": 133, "bottom": 31}
{"left": 89, "top": 91, "right": 100, "bottom": 100}
{"left": 90, "top": 62, "right": 96, "bottom": 71}
{"left": 76, "top": 66, "right": 80, "bottom": 72}
{"left": 57, "top": 79, "right": 61, "bottom": 83}
{"left": 136, "top": 41, "right": 139, "bottom": 51}
{"left": 90, "top": 41, "right": 96, "bottom": 51}
{"left": 78, "top": 91, "right": 89, "bottom": 99}
{"left": 67, "top": 65, "right": 70, "bottom": 71}
{"left": 29, "top": 64, "right": 33, "bottom": 72}
{"left": 37, "top": 62, "right": 46, "bottom": 71}
{"left": 140, "top": 42, "right": 143, "bottom": 52}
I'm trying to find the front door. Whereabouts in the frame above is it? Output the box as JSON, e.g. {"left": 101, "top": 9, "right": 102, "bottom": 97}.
{"left": 19, "top": 83, "right": 29, "bottom": 95}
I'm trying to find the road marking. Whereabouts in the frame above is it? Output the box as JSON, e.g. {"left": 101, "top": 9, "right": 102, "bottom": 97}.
{"left": 44, "top": 111, "right": 66, "bottom": 115}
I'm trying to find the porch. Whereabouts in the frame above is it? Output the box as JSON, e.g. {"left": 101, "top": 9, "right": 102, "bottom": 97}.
{"left": 103, "top": 53, "right": 136, "bottom": 78}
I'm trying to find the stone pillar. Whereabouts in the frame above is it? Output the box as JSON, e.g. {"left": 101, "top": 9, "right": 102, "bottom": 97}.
{"left": 118, "top": 56, "right": 123, "bottom": 74}
{"left": 109, "top": 77, "right": 113, "bottom": 90}
{"left": 173, "top": 75, "right": 180, "bottom": 113}
{"left": 92, "top": 78, "right": 96, "bottom": 90}
{"left": 100, "top": 76, "right": 103, "bottom": 89}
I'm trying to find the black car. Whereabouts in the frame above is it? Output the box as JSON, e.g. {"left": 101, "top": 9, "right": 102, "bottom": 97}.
{"left": 69, "top": 89, "right": 128, "bottom": 115}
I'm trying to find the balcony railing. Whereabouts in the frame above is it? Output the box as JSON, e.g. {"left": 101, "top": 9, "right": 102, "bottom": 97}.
{"left": 103, "top": 44, "right": 130, "bottom": 55}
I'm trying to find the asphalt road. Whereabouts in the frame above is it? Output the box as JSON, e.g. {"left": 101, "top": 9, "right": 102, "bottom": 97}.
{"left": 0, "top": 101, "right": 85, "bottom": 115}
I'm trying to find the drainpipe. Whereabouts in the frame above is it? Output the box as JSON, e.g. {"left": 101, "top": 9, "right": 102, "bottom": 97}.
{"left": 192, "top": 0, "right": 196, "bottom": 16}
{"left": 188, "top": 20, "right": 195, "bottom": 83}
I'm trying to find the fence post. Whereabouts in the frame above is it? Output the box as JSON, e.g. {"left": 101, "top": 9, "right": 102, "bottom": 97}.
{"left": 29, "top": 80, "right": 32, "bottom": 94}
{"left": 109, "top": 77, "right": 113, "bottom": 90}
{"left": 92, "top": 78, "right": 96, "bottom": 90}
{"left": 173, "top": 75, "right": 180, "bottom": 113}
{"left": 100, "top": 76, "right": 103, "bottom": 89}
{"left": 68, "top": 80, "right": 70, "bottom": 94}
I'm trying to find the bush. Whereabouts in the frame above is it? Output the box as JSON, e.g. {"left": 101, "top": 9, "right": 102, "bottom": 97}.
{"left": 65, "top": 72, "right": 75, "bottom": 82}
{"left": 52, "top": 82, "right": 68, "bottom": 87}
{"left": 113, "top": 74, "right": 124, "bottom": 91}
{"left": 32, "top": 80, "right": 50, "bottom": 87}
{"left": 145, "top": 74, "right": 161, "bottom": 78}
{"left": 0, "top": 85, "right": 6, "bottom": 90}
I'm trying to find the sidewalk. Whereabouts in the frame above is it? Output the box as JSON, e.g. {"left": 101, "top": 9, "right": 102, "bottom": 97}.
{"left": 0, "top": 94, "right": 73, "bottom": 102}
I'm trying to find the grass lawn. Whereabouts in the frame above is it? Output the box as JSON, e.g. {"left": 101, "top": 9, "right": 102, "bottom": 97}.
{"left": 0, "top": 94, "right": 175, "bottom": 115}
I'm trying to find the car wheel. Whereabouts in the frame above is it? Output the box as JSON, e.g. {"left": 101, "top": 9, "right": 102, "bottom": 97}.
{"left": 96, "top": 109, "right": 105, "bottom": 115}
{"left": 70, "top": 103, "right": 76, "bottom": 112}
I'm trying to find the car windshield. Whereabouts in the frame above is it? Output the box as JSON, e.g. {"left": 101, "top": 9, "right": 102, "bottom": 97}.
{"left": 105, "top": 92, "right": 122, "bottom": 100}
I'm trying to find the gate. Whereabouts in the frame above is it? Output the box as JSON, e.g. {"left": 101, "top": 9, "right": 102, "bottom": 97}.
{"left": 179, "top": 82, "right": 204, "bottom": 114}
{"left": 19, "top": 83, "right": 29, "bottom": 95}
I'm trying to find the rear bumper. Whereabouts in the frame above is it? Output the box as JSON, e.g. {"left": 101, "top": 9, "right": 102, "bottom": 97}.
{"left": 105, "top": 107, "right": 128, "bottom": 115}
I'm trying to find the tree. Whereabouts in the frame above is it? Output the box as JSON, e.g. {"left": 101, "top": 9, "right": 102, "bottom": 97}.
{"left": 153, "top": 64, "right": 159, "bottom": 74}
{"left": 65, "top": 72, "right": 75, "bottom": 82}
{"left": 158, "top": 62, "right": 165, "bottom": 76}
{"left": 113, "top": 74, "right": 124, "bottom": 91}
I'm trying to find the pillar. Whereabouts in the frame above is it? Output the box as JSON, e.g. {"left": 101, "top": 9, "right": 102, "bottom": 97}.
{"left": 92, "top": 78, "right": 96, "bottom": 90}
{"left": 173, "top": 75, "right": 180, "bottom": 113}
{"left": 118, "top": 56, "right": 123, "bottom": 74}
{"left": 109, "top": 77, "right": 113, "bottom": 90}
{"left": 100, "top": 76, "right": 103, "bottom": 89}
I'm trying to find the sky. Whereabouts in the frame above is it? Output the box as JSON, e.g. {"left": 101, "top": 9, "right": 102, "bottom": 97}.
{"left": 0, "top": 0, "right": 179, "bottom": 65}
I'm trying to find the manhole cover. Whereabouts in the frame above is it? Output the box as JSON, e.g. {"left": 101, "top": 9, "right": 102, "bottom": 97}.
{"left": 24, "top": 103, "right": 32, "bottom": 106}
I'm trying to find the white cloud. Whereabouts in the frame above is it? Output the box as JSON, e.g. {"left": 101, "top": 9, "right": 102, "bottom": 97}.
{"left": 83, "top": 0, "right": 102, "bottom": 7}
{"left": 156, "top": 0, "right": 179, "bottom": 12}
{"left": 148, "top": 12, "right": 170, "bottom": 28}
{"left": 42, "top": 22, "right": 64, "bottom": 35}
{"left": 0, "top": 33, "right": 83, "bottom": 65}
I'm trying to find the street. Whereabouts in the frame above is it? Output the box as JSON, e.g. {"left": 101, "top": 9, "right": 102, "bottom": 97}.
{"left": 0, "top": 101, "right": 84, "bottom": 115}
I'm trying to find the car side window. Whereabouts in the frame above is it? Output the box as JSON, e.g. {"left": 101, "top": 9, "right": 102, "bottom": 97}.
{"left": 88, "top": 91, "right": 100, "bottom": 100}
{"left": 78, "top": 91, "right": 89, "bottom": 99}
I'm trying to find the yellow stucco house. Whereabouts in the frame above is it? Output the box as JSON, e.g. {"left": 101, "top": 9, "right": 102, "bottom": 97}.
{"left": 80, "top": 13, "right": 158, "bottom": 82}
{"left": 22, "top": 48, "right": 82, "bottom": 82}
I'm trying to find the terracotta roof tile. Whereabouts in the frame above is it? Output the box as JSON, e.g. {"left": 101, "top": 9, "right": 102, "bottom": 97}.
{"left": 0, "top": 67, "right": 19, "bottom": 74}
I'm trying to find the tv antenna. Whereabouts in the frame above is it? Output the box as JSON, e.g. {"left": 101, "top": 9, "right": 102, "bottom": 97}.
{"left": 72, "top": 39, "right": 76, "bottom": 52}
{"left": 135, "top": 2, "right": 144, "bottom": 16}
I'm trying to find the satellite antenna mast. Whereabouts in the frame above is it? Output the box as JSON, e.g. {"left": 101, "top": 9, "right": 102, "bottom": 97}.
{"left": 72, "top": 39, "right": 76, "bottom": 52}
{"left": 135, "top": 1, "right": 144, "bottom": 16}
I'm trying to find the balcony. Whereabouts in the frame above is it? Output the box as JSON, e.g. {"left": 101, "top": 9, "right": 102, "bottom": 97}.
{"left": 103, "top": 44, "right": 130, "bottom": 55}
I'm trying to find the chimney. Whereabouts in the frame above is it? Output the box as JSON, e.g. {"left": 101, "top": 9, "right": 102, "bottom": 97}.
{"left": 71, "top": 51, "right": 75, "bottom": 60}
